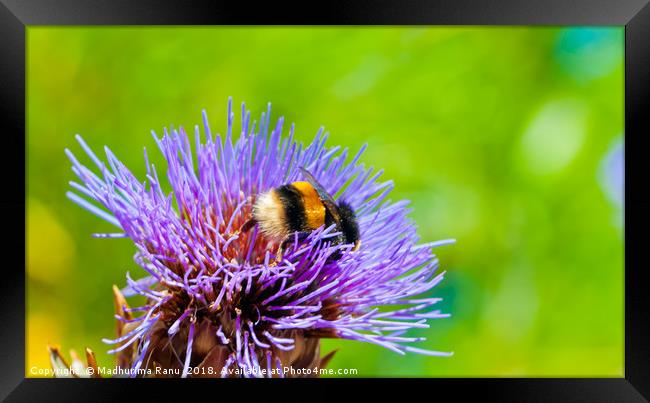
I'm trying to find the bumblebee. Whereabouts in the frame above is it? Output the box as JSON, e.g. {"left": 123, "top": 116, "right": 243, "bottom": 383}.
{"left": 241, "top": 167, "right": 360, "bottom": 261}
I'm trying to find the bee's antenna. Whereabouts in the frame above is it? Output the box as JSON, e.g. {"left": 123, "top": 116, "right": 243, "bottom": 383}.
{"left": 298, "top": 165, "right": 312, "bottom": 175}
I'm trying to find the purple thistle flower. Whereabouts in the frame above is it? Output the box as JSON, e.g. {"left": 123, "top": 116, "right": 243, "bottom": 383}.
{"left": 65, "top": 98, "right": 454, "bottom": 378}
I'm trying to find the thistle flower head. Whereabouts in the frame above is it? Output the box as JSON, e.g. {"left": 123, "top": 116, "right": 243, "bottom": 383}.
{"left": 66, "top": 99, "right": 453, "bottom": 377}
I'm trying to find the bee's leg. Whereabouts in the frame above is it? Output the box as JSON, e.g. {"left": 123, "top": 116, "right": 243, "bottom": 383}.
{"left": 352, "top": 240, "right": 361, "bottom": 252}
{"left": 273, "top": 231, "right": 311, "bottom": 265}
{"left": 239, "top": 218, "right": 257, "bottom": 234}
{"left": 230, "top": 218, "right": 257, "bottom": 239}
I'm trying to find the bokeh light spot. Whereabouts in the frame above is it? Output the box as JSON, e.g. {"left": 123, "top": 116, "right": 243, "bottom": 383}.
{"left": 598, "top": 136, "right": 624, "bottom": 208}
{"left": 554, "top": 28, "right": 623, "bottom": 83}
{"left": 27, "top": 198, "right": 75, "bottom": 282}
{"left": 521, "top": 99, "right": 587, "bottom": 175}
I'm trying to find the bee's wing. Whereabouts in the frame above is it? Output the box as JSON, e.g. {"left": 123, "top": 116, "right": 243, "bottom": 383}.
{"left": 299, "top": 167, "right": 341, "bottom": 224}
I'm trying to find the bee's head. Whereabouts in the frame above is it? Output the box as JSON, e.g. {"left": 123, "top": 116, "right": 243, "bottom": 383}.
{"left": 336, "top": 201, "right": 360, "bottom": 247}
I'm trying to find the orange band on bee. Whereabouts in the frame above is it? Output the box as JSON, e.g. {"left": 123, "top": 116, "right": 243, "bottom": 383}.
{"left": 291, "top": 181, "right": 326, "bottom": 230}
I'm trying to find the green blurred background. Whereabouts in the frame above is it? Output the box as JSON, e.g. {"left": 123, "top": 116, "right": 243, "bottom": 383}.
{"left": 26, "top": 27, "right": 624, "bottom": 377}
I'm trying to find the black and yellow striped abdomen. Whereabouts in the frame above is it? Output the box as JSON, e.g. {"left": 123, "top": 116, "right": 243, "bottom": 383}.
{"left": 252, "top": 181, "right": 327, "bottom": 240}
{"left": 275, "top": 181, "right": 326, "bottom": 232}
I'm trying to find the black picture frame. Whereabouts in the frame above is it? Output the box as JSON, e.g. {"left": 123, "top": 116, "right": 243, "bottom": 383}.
{"left": 2, "top": 0, "right": 648, "bottom": 401}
